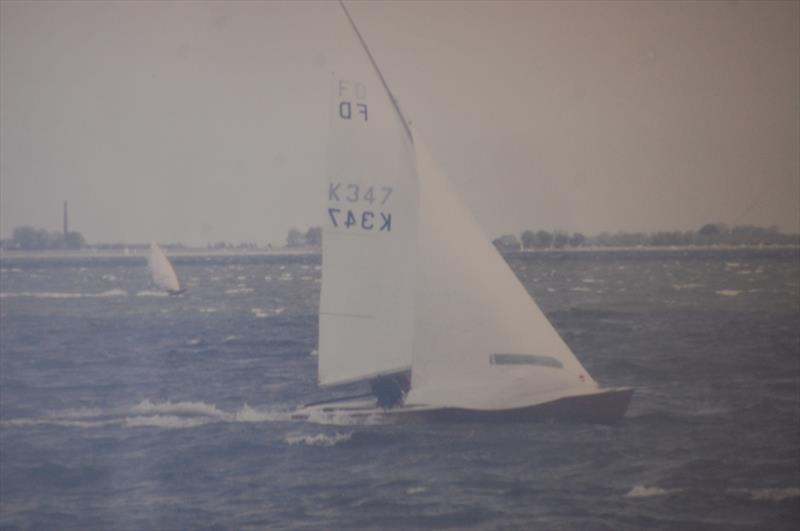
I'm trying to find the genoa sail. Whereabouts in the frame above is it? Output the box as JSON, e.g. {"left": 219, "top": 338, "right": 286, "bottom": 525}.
{"left": 148, "top": 242, "right": 182, "bottom": 294}
{"left": 405, "top": 137, "right": 598, "bottom": 410}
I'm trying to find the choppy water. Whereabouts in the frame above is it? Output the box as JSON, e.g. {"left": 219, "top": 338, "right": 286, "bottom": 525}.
{"left": 1, "top": 249, "right": 798, "bottom": 530}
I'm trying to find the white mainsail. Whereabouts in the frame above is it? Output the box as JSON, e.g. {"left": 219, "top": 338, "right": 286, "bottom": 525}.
{"left": 148, "top": 242, "right": 181, "bottom": 293}
{"left": 318, "top": 4, "right": 418, "bottom": 386}
{"left": 322, "top": 2, "right": 604, "bottom": 412}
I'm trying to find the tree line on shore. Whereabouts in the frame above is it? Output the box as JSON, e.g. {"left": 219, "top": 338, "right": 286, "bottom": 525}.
{"left": 492, "top": 224, "right": 800, "bottom": 251}
{"left": 3, "top": 222, "right": 797, "bottom": 252}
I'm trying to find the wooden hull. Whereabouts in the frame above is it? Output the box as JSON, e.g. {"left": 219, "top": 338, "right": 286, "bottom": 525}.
{"left": 297, "top": 387, "right": 634, "bottom": 424}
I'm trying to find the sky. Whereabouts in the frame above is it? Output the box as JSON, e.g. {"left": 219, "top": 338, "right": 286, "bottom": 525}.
{"left": 1, "top": 0, "right": 798, "bottom": 247}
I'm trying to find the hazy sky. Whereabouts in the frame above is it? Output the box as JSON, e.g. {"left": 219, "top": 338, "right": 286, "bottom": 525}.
{"left": 1, "top": 0, "right": 798, "bottom": 246}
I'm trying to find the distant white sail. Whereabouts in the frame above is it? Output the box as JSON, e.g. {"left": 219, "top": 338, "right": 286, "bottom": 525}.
{"left": 148, "top": 242, "right": 181, "bottom": 293}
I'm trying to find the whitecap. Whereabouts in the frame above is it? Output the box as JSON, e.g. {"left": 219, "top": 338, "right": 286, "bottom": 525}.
{"left": 124, "top": 415, "right": 211, "bottom": 429}
{"left": 264, "top": 275, "right": 272, "bottom": 281}
{"left": 672, "top": 283, "right": 703, "bottom": 291}
{"left": 284, "top": 432, "right": 352, "bottom": 447}
{"left": 716, "top": 290, "right": 740, "bottom": 297}
{"left": 251, "top": 308, "right": 269, "bottom": 318}
{"left": 136, "top": 290, "right": 169, "bottom": 297}
{"left": 302, "top": 408, "right": 384, "bottom": 426}
{"left": 625, "top": 485, "right": 671, "bottom": 498}
{"left": 101, "top": 274, "right": 117, "bottom": 282}
{"left": 234, "top": 404, "right": 293, "bottom": 423}
{"left": 406, "top": 486, "right": 428, "bottom": 495}
{"left": 198, "top": 308, "right": 217, "bottom": 313}
{"left": 309, "top": 349, "right": 319, "bottom": 357}
{"left": 730, "top": 487, "right": 800, "bottom": 502}
{"left": 0, "top": 289, "right": 127, "bottom": 299}
{"left": 226, "top": 287, "right": 254, "bottom": 294}
{"left": 222, "top": 335, "right": 239, "bottom": 342}
{"left": 50, "top": 407, "right": 106, "bottom": 419}
{"left": 0, "top": 418, "right": 116, "bottom": 429}
{"left": 130, "top": 399, "right": 227, "bottom": 419}
{"left": 571, "top": 287, "right": 592, "bottom": 292}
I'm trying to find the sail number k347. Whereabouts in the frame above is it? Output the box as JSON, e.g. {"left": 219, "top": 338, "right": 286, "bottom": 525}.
{"left": 328, "top": 182, "right": 393, "bottom": 232}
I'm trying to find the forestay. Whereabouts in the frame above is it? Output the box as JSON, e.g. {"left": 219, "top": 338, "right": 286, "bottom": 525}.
{"left": 318, "top": 5, "right": 418, "bottom": 386}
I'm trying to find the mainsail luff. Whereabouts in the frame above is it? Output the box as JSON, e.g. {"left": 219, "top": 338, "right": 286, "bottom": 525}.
{"left": 317, "top": 2, "right": 419, "bottom": 386}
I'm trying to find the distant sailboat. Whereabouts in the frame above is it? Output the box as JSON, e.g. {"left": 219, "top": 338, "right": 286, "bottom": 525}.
{"left": 148, "top": 242, "right": 184, "bottom": 295}
{"left": 299, "top": 2, "right": 632, "bottom": 422}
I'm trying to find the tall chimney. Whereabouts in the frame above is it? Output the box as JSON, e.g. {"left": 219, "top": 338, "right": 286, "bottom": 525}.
{"left": 63, "top": 201, "right": 68, "bottom": 236}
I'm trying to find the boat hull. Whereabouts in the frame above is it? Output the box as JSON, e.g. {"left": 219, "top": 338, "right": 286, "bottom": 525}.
{"left": 399, "top": 387, "right": 634, "bottom": 424}
{"left": 297, "top": 387, "right": 633, "bottom": 424}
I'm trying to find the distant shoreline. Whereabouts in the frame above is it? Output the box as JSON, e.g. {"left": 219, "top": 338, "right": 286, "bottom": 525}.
{"left": 0, "top": 247, "right": 320, "bottom": 261}
{"left": 1, "top": 244, "right": 797, "bottom": 262}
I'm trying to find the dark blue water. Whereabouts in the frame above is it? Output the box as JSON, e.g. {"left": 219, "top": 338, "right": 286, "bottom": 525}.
{"left": 1, "top": 249, "right": 798, "bottom": 530}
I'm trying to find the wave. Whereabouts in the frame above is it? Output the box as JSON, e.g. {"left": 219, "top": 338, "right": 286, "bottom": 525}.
{"left": 672, "top": 283, "right": 703, "bottom": 291}
{"left": 130, "top": 399, "right": 228, "bottom": 419}
{"left": 301, "top": 408, "right": 386, "bottom": 426}
{"left": 716, "top": 290, "right": 740, "bottom": 297}
{"left": 123, "top": 415, "right": 213, "bottom": 429}
{"left": 136, "top": 290, "right": 168, "bottom": 297}
{"left": 729, "top": 487, "right": 800, "bottom": 502}
{"left": 50, "top": 407, "right": 106, "bottom": 419}
{"left": 284, "top": 432, "right": 352, "bottom": 447}
{"left": 234, "top": 404, "right": 293, "bottom": 423}
{"left": 0, "top": 399, "right": 392, "bottom": 431}
{"left": 2, "top": 400, "right": 297, "bottom": 431}
{"left": 251, "top": 308, "right": 283, "bottom": 318}
{"left": 1, "top": 418, "right": 117, "bottom": 429}
{"left": 226, "top": 287, "right": 254, "bottom": 294}
{"left": 625, "top": 485, "right": 672, "bottom": 498}
{"left": 0, "top": 289, "right": 128, "bottom": 299}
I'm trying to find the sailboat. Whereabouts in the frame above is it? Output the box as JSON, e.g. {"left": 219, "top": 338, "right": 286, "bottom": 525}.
{"left": 299, "top": 2, "right": 632, "bottom": 423}
{"left": 148, "top": 242, "right": 185, "bottom": 295}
